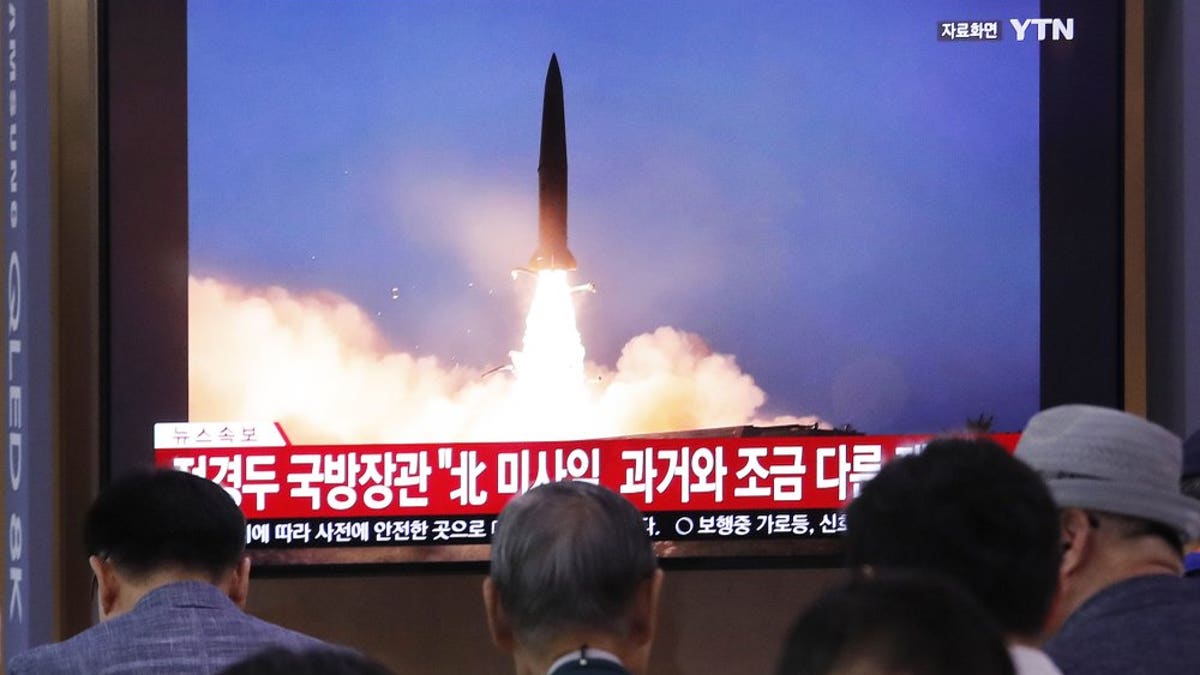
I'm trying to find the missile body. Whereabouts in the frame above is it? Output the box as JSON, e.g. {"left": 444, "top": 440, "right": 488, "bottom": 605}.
{"left": 529, "top": 54, "right": 578, "bottom": 272}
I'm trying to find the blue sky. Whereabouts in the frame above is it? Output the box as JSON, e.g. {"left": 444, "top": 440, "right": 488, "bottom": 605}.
{"left": 188, "top": 0, "right": 1041, "bottom": 433}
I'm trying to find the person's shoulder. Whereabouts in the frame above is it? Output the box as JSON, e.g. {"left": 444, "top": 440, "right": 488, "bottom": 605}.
{"left": 6, "top": 627, "right": 105, "bottom": 675}
{"left": 7, "top": 593, "right": 330, "bottom": 675}
{"left": 233, "top": 611, "right": 334, "bottom": 652}
{"left": 8, "top": 644, "right": 62, "bottom": 675}
{"left": 1046, "top": 575, "right": 1200, "bottom": 674}
{"left": 140, "top": 581, "right": 327, "bottom": 651}
{"left": 1088, "top": 574, "right": 1200, "bottom": 613}
{"left": 6, "top": 606, "right": 165, "bottom": 674}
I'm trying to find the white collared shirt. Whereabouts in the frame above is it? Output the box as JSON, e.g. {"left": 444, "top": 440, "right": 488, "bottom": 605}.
{"left": 546, "top": 646, "right": 623, "bottom": 674}
{"left": 1009, "top": 644, "right": 1063, "bottom": 675}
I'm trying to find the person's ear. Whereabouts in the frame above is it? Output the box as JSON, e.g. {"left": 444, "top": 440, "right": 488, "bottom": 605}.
{"left": 482, "top": 577, "right": 515, "bottom": 652}
{"left": 1059, "top": 508, "right": 1095, "bottom": 578}
{"left": 88, "top": 555, "right": 120, "bottom": 620}
{"left": 227, "top": 556, "right": 252, "bottom": 609}
{"left": 629, "top": 569, "right": 665, "bottom": 648}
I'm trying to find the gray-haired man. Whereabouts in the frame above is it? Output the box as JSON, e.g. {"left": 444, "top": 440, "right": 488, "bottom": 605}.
{"left": 1015, "top": 405, "right": 1200, "bottom": 675}
{"left": 482, "top": 481, "right": 663, "bottom": 675}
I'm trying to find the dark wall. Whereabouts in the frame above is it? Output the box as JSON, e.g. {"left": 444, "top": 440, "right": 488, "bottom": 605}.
{"left": 247, "top": 568, "right": 846, "bottom": 674}
{"left": 100, "top": 0, "right": 189, "bottom": 480}
{"left": 1146, "top": 1, "right": 1200, "bottom": 440}
{"left": 1039, "top": 0, "right": 1126, "bottom": 410}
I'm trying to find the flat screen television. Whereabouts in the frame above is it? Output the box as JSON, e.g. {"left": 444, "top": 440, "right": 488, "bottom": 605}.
{"left": 101, "top": 0, "right": 1126, "bottom": 568}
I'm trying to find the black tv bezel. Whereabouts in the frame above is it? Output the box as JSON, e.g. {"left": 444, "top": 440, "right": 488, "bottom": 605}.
{"left": 98, "top": 0, "right": 1127, "bottom": 571}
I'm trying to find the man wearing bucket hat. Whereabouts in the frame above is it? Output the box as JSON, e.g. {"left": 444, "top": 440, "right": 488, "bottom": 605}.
{"left": 1014, "top": 404, "right": 1200, "bottom": 675}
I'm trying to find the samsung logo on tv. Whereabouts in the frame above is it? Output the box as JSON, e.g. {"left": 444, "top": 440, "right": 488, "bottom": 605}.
{"left": 938, "top": 18, "right": 1075, "bottom": 42}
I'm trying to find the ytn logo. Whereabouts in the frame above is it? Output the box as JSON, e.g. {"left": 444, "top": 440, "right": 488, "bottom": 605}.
{"left": 1010, "top": 18, "right": 1075, "bottom": 41}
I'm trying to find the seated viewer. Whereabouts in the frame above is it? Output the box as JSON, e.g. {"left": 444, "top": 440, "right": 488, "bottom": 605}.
{"left": 9, "top": 468, "right": 335, "bottom": 674}
{"left": 844, "top": 436, "right": 1062, "bottom": 675}
{"left": 776, "top": 572, "right": 1015, "bottom": 675}
{"left": 482, "top": 480, "right": 663, "bottom": 675}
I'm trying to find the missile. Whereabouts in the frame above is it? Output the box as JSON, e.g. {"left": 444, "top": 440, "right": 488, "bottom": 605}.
{"left": 528, "top": 53, "right": 578, "bottom": 272}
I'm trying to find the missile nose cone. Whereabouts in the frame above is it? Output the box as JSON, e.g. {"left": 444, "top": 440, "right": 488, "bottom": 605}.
{"left": 546, "top": 54, "right": 562, "bottom": 92}
{"left": 540, "top": 57, "right": 566, "bottom": 166}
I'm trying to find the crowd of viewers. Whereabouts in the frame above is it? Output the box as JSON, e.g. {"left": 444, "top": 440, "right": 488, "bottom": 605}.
{"left": 6, "top": 403, "right": 1200, "bottom": 674}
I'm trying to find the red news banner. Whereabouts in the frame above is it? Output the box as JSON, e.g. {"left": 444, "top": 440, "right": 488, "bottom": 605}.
{"left": 154, "top": 423, "right": 1018, "bottom": 549}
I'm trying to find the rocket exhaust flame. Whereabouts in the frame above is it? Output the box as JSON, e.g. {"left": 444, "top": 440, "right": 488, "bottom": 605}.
{"left": 510, "top": 271, "right": 586, "bottom": 387}
{"left": 507, "top": 270, "right": 592, "bottom": 438}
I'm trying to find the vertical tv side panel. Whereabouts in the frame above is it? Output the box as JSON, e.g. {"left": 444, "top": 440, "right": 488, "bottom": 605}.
{"left": 100, "top": 0, "right": 188, "bottom": 480}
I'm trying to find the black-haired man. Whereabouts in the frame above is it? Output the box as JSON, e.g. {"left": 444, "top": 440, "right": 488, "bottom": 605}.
{"left": 9, "top": 469, "right": 333, "bottom": 674}
{"left": 845, "top": 436, "right": 1062, "bottom": 675}
{"left": 776, "top": 572, "right": 1015, "bottom": 675}
{"left": 483, "top": 480, "right": 663, "bottom": 675}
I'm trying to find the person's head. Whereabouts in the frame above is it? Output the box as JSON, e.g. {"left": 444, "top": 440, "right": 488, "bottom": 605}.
{"left": 845, "top": 436, "right": 1060, "bottom": 642}
{"left": 217, "top": 648, "right": 394, "bottom": 675}
{"left": 483, "top": 480, "right": 662, "bottom": 675}
{"left": 1014, "top": 405, "right": 1200, "bottom": 630}
{"left": 776, "top": 572, "right": 1015, "bottom": 675}
{"left": 85, "top": 468, "right": 250, "bottom": 619}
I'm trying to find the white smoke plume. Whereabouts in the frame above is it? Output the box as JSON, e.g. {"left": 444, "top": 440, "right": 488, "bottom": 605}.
{"left": 189, "top": 276, "right": 823, "bottom": 443}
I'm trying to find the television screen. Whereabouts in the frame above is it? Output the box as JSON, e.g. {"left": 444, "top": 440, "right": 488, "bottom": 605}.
{"left": 109, "top": 0, "right": 1124, "bottom": 566}
{"left": 188, "top": 2, "right": 1044, "bottom": 439}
